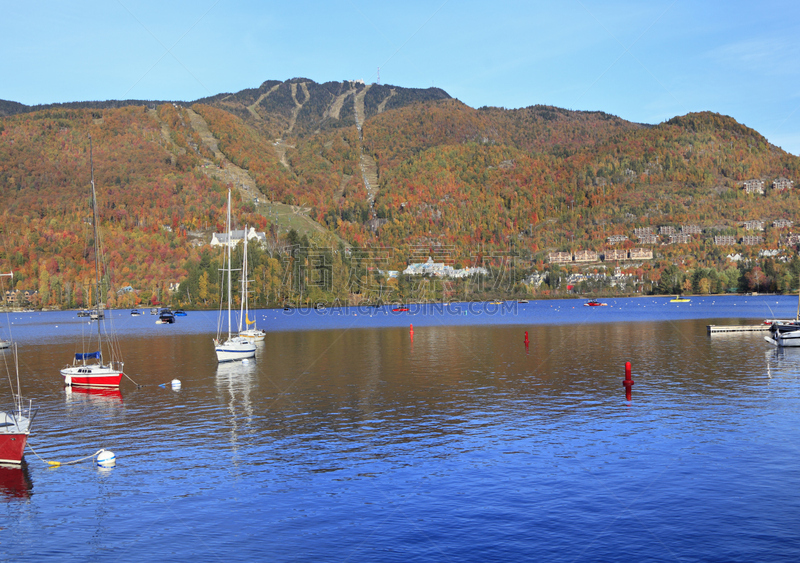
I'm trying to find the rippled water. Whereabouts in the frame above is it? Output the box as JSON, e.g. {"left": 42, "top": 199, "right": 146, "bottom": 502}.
{"left": 2, "top": 296, "right": 800, "bottom": 562}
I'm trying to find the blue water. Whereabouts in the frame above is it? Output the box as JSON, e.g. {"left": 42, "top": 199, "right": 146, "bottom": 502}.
{"left": 1, "top": 295, "right": 799, "bottom": 561}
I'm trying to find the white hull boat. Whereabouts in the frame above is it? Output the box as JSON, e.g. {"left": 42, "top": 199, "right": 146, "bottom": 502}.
{"left": 215, "top": 190, "right": 256, "bottom": 363}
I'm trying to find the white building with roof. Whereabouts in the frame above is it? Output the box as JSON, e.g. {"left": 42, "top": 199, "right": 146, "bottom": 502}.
{"left": 210, "top": 227, "right": 266, "bottom": 247}
{"left": 403, "top": 257, "right": 488, "bottom": 278}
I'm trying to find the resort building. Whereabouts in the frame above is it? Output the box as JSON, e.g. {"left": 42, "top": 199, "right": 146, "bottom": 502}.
{"left": 402, "top": 257, "right": 488, "bottom": 278}
{"left": 772, "top": 177, "right": 794, "bottom": 192}
{"left": 573, "top": 250, "right": 599, "bottom": 263}
{"left": 743, "top": 220, "right": 765, "bottom": 231}
{"left": 743, "top": 179, "right": 765, "bottom": 194}
{"left": 604, "top": 249, "right": 628, "bottom": 261}
{"left": 548, "top": 252, "right": 572, "bottom": 264}
{"left": 629, "top": 248, "right": 653, "bottom": 260}
{"left": 741, "top": 236, "right": 763, "bottom": 246}
{"left": 210, "top": 227, "right": 267, "bottom": 248}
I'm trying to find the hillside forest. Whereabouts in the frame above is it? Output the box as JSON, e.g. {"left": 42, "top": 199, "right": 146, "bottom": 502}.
{"left": 1, "top": 78, "right": 800, "bottom": 310}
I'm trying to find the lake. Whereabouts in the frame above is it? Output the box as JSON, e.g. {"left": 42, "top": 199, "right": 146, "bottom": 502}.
{"left": 2, "top": 295, "right": 800, "bottom": 562}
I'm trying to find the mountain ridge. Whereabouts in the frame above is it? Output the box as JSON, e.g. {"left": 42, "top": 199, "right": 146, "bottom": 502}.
{"left": 1, "top": 78, "right": 799, "bottom": 308}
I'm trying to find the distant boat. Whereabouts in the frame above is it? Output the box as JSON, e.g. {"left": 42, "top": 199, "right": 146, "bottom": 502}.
{"left": 517, "top": 299, "right": 529, "bottom": 304}
{"left": 237, "top": 233, "right": 266, "bottom": 342}
{"left": 0, "top": 340, "right": 9, "bottom": 350}
{"left": 670, "top": 295, "right": 690, "bottom": 303}
{"left": 174, "top": 309, "right": 187, "bottom": 316}
{"left": 60, "top": 137, "right": 124, "bottom": 389}
{"left": 584, "top": 299, "right": 607, "bottom": 307}
{"left": 130, "top": 309, "right": 140, "bottom": 316}
{"left": 77, "top": 310, "right": 90, "bottom": 318}
{"left": 156, "top": 311, "right": 175, "bottom": 324}
{"left": 392, "top": 306, "right": 409, "bottom": 312}
{"left": 150, "top": 308, "right": 158, "bottom": 315}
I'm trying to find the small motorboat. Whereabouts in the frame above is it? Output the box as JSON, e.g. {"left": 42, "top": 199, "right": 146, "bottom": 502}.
{"left": 174, "top": 309, "right": 187, "bottom": 316}
{"left": 156, "top": 311, "right": 176, "bottom": 324}
{"left": 670, "top": 295, "right": 690, "bottom": 302}
{"left": 392, "top": 306, "right": 410, "bottom": 312}
{"left": 130, "top": 309, "right": 140, "bottom": 316}
{"left": 584, "top": 299, "right": 606, "bottom": 307}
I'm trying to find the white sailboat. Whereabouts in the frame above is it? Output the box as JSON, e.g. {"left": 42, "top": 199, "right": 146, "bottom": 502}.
{"left": 765, "top": 287, "right": 800, "bottom": 347}
{"left": 237, "top": 231, "right": 266, "bottom": 342}
{"left": 60, "top": 136, "right": 124, "bottom": 387}
{"left": 214, "top": 190, "right": 256, "bottom": 362}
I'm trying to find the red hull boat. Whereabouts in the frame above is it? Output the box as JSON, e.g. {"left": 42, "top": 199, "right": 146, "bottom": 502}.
{"left": 0, "top": 403, "right": 35, "bottom": 465}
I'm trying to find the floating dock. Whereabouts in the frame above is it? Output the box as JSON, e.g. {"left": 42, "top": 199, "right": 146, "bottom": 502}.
{"left": 707, "top": 324, "right": 771, "bottom": 335}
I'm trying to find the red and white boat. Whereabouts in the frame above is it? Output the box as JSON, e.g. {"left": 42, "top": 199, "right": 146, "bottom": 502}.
{"left": 0, "top": 405, "right": 35, "bottom": 465}
{"left": 584, "top": 299, "right": 607, "bottom": 307}
{"left": 61, "top": 136, "right": 125, "bottom": 388}
{"left": 1, "top": 345, "right": 36, "bottom": 465}
{"left": 61, "top": 352, "right": 123, "bottom": 388}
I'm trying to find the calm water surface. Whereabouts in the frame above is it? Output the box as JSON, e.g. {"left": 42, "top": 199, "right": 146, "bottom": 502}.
{"left": 1, "top": 296, "right": 800, "bottom": 562}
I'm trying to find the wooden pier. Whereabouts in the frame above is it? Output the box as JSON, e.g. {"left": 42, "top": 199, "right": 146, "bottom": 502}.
{"left": 707, "top": 324, "right": 770, "bottom": 335}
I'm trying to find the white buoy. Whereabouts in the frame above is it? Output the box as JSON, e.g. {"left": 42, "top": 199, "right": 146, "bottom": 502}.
{"left": 242, "top": 358, "right": 249, "bottom": 364}
{"left": 171, "top": 379, "right": 181, "bottom": 390}
{"left": 96, "top": 450, "right": 116, "bottom": 467}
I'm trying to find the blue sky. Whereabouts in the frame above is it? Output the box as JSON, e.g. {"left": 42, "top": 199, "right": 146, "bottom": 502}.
{"left": 4, "top": 1, "right": 800, "bottom": 154}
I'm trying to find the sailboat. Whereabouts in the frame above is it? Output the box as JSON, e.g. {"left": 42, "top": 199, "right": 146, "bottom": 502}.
{"left": 60, "top": 136, "right": 124, "bottom": 388}
{"left": 214, "top": 190, "right": 256, "bottom": 362}
{"left": 1, "top": 344, "right": 37, "bottom": 465}
{"left": 765, "top": 287, "right": 800, "bottom": 347}
{"left": 237, "top": 230, "right": 266, "bottom": 342}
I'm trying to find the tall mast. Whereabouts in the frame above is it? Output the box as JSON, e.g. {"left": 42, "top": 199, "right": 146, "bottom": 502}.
{"left": 227, "top": 190, "right": 233, "bottom": 340}
{"left": 89, "top": 135, "right": 102, "bottom": 348}
{"left": 239, "top": 227, "right": 248, "bottom": 333}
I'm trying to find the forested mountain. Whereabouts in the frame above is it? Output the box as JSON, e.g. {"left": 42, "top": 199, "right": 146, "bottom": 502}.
{"left": 1, "top": 78, "right": 799, "bottom": 309}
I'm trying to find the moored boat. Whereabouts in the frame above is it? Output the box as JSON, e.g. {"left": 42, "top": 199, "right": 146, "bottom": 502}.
{"left": 60, "top": 136, "right": 124, "bottom": 389}
{"left": 1, "top": 345, "right": 37, "bottom": 465}
{"left": 214, "top": 190, "right": 256, "bottom": 362}
{"left": 237, "top": 232, "right": 266, "bottom": 343}
{"left": 584, "top": 299, "right": 607, "bottom": 307}
{"left": 0, "top": 407, "right": 34, "bottom": 466}
{"left": 764, "top": 288, "right": 800, "bottom": 347}
{"left": 156, "top": 311, "right": 176, "bottom": 324}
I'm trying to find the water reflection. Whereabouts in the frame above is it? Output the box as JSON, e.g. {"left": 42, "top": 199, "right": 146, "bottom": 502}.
{"left": 215, "top": 360, "right": 257, "bottom": 464}
{"left": 64, "top": 386, "right": 124, "bottom": 407}
{"left": 0, "top": 461, "right": 33, "bottom": 500}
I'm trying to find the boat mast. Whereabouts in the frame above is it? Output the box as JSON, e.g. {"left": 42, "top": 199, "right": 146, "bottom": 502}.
{"left": 226, "top": 189, "right": 233, "bottom": 340}
{"left": 239, "top": 227, "right": 248, "bottom": 333}
{"left": 89, "top": 135, "right": 103, "bottom": 354}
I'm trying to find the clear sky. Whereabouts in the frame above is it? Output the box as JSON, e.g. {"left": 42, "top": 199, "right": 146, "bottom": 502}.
{"left": 4, "top": 1, "right": 800, "bottom": 154}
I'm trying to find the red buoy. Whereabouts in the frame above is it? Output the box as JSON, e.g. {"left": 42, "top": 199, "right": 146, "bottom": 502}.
{"left": 623, "top": 361, "right": 634, "bottom": 401}
{"left": 524, "top": 331, "right": 529, "bottom": 344}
